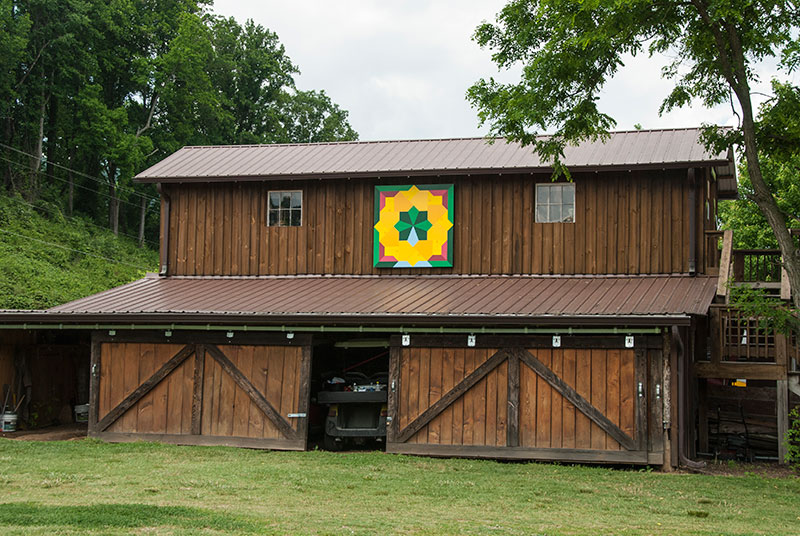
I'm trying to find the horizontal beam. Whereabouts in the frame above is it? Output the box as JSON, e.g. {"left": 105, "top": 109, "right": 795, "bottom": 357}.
{"left": 386, "top": 443, "right": 650, "bottom": 464}
{"left": 91, "top": 431, "right": 305, "bottom": 451}
{"left": 0, "top": 322, "right": 665, "bottom": 335}
{"left": 389, "top": 334, "right": 664, "bottom": 349}
{"left": 694, "top": 362, "right": 787, "bottom": 380}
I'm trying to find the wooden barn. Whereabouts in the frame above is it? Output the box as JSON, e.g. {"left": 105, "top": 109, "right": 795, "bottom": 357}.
{"left": 2, "top": 128, "right": 797, "bottom": 466}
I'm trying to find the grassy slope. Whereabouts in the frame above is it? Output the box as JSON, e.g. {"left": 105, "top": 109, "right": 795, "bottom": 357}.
{"left": 0, "top": 439, "right": 798, "bottom": 535}
{"left": 0, "top": 193, "right": 158, "bottom": 309}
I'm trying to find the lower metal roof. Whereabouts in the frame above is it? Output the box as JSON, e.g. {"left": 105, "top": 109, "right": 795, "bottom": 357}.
{"left": 0, "top": 274, "right": 717, "bottom": 326}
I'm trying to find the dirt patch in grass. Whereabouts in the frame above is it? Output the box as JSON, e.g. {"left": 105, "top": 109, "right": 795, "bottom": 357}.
{"left": 1, "top": 424, "right": 87, "bottom": 442}
{"left": 689, "top": 460, "right": 796, "bottom": 478}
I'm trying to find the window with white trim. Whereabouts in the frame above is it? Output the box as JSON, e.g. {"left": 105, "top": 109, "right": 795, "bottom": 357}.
{"left": 268, "top": 190, "right": 302, "bottom": 226}
{"left": 535, "top": 183, "right": 575, "bottom": 223}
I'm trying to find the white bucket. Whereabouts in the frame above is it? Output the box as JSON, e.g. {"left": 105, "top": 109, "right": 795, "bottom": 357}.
{"left": 74, "top": 404, "right": 89, "bottom": 423}
{"left": 1, "top": 412, "right": 17, "bottom": 432}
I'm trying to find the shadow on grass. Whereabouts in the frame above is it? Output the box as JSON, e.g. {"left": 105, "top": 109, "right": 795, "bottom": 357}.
{"left": 0, "top": 502, "right": 266, "bottom": 533}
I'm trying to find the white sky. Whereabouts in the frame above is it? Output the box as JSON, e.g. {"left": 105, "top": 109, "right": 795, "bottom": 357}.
{"left": 211, "top": 0, "right": 767, "bottom": 142}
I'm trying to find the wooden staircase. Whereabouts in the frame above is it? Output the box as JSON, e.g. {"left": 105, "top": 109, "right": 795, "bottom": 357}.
{"left": 697, "top": 229, "right": 798, "bottom": 463}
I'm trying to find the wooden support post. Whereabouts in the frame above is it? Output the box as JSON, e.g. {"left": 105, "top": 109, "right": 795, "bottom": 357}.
{"left": 507, "top": 352, "right": 520, "bottom": 448}
{"left": 660, "top": 331, "right": 672, "bottom": 471}
{"left": 716, "top": 230, "right": 733, "bottom": 299}
{"left": 667, "top": 330, "right": 679, "bottom": 469}
{"left": 697, "top": 378, "right": 709, "bottom": 454}
{"left": 780, "top": 265, "right": 791, "bottom": 300}
{"left": 191, "top": 344, "right": 205, "bottom": 435}
{"left": 775, "top": 334, "right": 788, "bottom": 369}
{"left": 688, "top": 325, "right": 698, "bottom": 459}
{"left": 733, "top": 251, "right": 745, "bottom": 282}
{"left": 777, "top": 379, "right": 789, "bottom": 464}
{"left": 88, "top": 336, "right": 101, "bottom": 435}
{"left": 387, "top": 346, "right": 401, "bottom": 443}
{"left": 710, "top": 307, "right": 722, "bottom": 366}
{"left": 635, "top": 348, "right": 647, "bottom": 452}
{"left": 297, "top": 345, "right": 313, "bottom": 450}
{"left": 648, "top": 349, "right": 665, "bottom": 455}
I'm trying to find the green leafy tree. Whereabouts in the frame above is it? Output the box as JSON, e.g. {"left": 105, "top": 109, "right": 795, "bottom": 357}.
{"left": 1, "top": 1, "right": 358, "bottom": 250}
{"left": 719, "top": 156, "right": 800, "bottom": 249}
{"left": 468, "top": 0, "right": 800, "bottom": 307}
{"left": 208, "top": 17, "right": 298, "bottom": 144}
{"left": 278, "top": 89, "right": 359, "bottom": 143}
{"left": 0, "top": 0, "right": 30, "bottom": 128}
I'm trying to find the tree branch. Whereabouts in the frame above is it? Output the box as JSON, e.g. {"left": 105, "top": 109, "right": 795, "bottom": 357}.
{"left": 14, "top": 40, "right": 53, "bottom": 90}
{"left": 135, "top": 92, "right": 158, "bottom": 138}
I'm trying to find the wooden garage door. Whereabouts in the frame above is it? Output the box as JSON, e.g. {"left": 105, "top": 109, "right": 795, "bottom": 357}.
{"left": 387, "top": 345, "right": 651, "bottom": 463}
{"left": 90, "top": 337, "right": 311, "bottom": 450}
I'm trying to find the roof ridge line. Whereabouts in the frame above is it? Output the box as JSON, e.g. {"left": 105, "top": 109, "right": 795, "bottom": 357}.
{"left": 177, "top": 127, "right": 719, "bottom": 150}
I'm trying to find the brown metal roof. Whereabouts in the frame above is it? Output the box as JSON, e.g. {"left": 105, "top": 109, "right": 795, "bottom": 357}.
{"left": 135, "top": 128, "right": 733, "bottom": 183}
{"left": 27, "top": 274, "right": 717, "bottom": 325}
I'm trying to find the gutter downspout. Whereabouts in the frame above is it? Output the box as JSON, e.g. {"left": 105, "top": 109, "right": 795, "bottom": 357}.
{"left": 673, "top": 325, "right": 705, "bottom": 469}
{"left": 157, "top": 183, "right": 170, "bottom": 276}
{"left": 688, "top": 168, "right": 697, "bottom": 275}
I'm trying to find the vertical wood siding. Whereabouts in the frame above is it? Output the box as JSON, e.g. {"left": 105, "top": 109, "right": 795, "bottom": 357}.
{"left": 395, "top": 346, "right": 641, "bottom": 453}
{"left": 399, "top": 347, "right": 505, "bottom": 447}
{"left": 98, "top": 342, "right": 303, "bottom": 440}
{"left": 164, "top": 169, "right": 706, "bottom": 276}
{"left": 517, "top": 348, "right": 635, "bottom": 450}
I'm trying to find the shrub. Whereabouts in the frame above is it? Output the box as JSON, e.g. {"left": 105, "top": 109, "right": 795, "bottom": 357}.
{"left": 785, "top": 406, "right": 800, "bottom": 471}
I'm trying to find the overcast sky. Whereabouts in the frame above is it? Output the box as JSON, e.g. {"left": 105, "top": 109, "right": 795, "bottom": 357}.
{"left": 211, "top": 1, "right": 762, "bottom": 142}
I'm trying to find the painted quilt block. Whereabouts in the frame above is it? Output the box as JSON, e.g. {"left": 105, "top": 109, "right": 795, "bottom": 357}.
{"left": 374, "top": 184, "right": 454, "bottom": 268}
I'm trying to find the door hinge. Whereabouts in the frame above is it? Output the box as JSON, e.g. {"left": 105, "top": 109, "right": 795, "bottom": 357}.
{"left": 287, "top": 413, "right": 307, "bottom": 418}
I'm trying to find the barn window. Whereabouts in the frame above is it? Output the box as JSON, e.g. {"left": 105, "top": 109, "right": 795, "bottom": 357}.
{"left": 535, "top": 183, "right": 575, "bottom": 223}
{"left": 268, "top": 190, "right": 302, "bottom": 226}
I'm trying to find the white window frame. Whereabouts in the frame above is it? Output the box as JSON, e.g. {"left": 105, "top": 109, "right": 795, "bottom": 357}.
{"left": 535, "top": 183, "right": 575, "bottom": 223}
{"left": 267, "top": 190, "right": 303, "bottom": 227}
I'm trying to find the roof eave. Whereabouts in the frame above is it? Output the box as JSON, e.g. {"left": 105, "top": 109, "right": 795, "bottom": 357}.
{"left": 0, "top": 311, "right": 692, "bottom": 327}
{"left": 134, "top": 160, "right": 732, "bottom": 183}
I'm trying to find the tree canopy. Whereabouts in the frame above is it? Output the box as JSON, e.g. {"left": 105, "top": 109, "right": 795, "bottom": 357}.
{"left": 720, "top": 155, "right": 800, "bottom": 249}
{"left": 468, "top": 0, "right": 800, "bottom": 306}
{"left": 1, "top": 1, "right": 358, "bottom": 244}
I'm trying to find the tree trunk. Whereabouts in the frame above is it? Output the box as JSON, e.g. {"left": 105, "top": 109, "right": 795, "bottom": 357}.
{"left": 108, "top": 162, "right": 119, "bottom": 235}
{"left": 727, "top": 41, "right": 800, "bottom": 308}
{"left": 45, "top": 92, "right": 58, "bottom": 179}
{"left": 28, "top": 89, "right": 48, "bottom": 201}
{"left": 693, "top": 0, "right": 800, "bottom": 309}
{"left": 138, "top": 194, "right": 146, "bottom": 247}
{"left": 67, "top": 146, "right": 75, "bottom": 216}
{"left": 2, "top": 118, "right": 13, "bottom": 192}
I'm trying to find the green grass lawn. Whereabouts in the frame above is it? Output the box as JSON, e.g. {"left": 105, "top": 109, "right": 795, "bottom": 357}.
{"left": 0, "top": 439, "right": 797, "bottom": 535}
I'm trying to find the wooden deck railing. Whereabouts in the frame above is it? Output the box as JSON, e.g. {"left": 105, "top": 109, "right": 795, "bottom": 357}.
{"left": 712, "top": 229, "right": 794, "bottom": 301}
{"left": 710, "top": 306, "right": 777, "bottom": 363}
{"left": 732, "top": 249, "right": 783, "bottom": 283}
{"left": 697, "top": 305, "right": 798, "bottom": 380}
